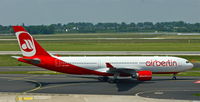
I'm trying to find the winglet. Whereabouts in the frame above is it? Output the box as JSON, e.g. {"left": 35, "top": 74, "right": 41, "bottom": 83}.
{"left": 106, "top": 63, "right": 115, "bottom": 68}
{"left": 11, "top": 56, "right": 22, "bottom": 59}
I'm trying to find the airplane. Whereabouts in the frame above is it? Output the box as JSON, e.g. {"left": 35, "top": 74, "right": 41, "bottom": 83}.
{"left": 12, "top": 26, "right": 193, "bottom": 83}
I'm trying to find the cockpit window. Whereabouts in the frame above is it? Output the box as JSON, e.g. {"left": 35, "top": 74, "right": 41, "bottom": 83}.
{"left": 186, "top": 61, "right": 190, "bottom": 63}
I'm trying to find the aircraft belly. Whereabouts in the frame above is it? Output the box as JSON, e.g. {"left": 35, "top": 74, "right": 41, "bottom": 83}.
{"left": 144, "top": 66, "right": 179, "bottom": 73}
{"left": 73, "top": 64, "right": 98, "bottom": 70}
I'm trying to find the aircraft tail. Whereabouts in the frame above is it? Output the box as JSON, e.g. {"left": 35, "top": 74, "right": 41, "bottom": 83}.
{"left": 13, "top": 26, "right": 51, "bottom": 57}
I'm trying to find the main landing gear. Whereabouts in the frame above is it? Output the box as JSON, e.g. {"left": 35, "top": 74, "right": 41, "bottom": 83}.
{"left": 98, "top": 73, "right": 119, "bottom": 83}
{"left": 98, "top": 76, "right": 109, "bottom": 82}
{"left": 172, "top": 73, "right": 177, "bottom": 80}
{"left": 108, "top": 73, "right": 119, "bottom": 83}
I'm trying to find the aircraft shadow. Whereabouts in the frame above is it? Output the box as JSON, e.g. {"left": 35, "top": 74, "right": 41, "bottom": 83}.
{"left": 26, "top": 76, "right": 154, "bottom": 93}
{"left": 115, "top": 79, "right": 142, "bottom": 92}
{"left": 26, "top": 80, "right": 102, "bottom": 88}
{"left": 66, "top": 75, "right": 153, "bottom": 92}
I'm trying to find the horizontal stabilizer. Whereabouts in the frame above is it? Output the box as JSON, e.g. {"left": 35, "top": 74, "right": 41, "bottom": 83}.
{"left": 22, "top": 58, "right": 41, "bottom": 64}
{"left": 11, "top": 56, "right": 41, "bottom": 65}
{"left": 11, "top": 56, "right": 22, "bottom": 59}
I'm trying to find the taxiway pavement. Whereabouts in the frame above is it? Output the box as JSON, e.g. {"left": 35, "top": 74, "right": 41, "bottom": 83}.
{"left": 0, "top": 74, "right": 199, "bottom": 101}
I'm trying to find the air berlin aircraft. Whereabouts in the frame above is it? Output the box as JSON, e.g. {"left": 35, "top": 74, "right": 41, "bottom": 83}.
{"left": 12, "top": 26, "right": 193, "bottom": 82}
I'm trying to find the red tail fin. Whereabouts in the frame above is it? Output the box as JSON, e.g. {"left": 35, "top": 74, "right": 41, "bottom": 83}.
{"left": 13, "top": 26, "right": 51, "bottom": 57}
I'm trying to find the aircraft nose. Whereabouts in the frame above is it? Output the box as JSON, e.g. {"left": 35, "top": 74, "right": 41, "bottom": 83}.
{"left": 187, "top": 63, "right": 193, "bottom": 70}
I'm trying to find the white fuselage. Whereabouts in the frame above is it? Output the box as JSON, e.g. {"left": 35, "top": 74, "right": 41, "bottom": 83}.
{"left": 56, "top": 56, "right": 193, "bottom": 74}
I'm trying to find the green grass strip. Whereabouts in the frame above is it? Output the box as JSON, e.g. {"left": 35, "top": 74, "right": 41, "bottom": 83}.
{"left": 193, "top": 93, "right": 200, "bottom": 96}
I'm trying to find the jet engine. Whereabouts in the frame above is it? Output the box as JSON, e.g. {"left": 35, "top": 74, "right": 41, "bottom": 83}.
{"left": 136, "top": 71, "right": 152, "bottom": 81}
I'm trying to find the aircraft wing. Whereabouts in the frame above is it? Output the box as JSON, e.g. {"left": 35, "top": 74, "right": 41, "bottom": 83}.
{"left": 106, "top": 63, "right": 138, "bottom": 75}
{"left": 12, "top": 56, "right": 41, "bottom": 64}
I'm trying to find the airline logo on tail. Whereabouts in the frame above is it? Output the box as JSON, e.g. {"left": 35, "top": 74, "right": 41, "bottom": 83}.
{"left": 16, "top": 31, "right": 36, "bottom": 57}
{"left": 21, "top": 39, "right": 34, "bottom": 51}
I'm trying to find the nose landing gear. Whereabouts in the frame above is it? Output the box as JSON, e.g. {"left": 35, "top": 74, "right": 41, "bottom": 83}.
{"left": 172, "top": 73, "right": 177, "bottom": 80}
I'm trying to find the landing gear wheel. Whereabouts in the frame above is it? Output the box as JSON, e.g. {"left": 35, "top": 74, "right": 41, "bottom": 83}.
{"left": 108, "top": 73, "right": 119, "bottom": 83}
{"left": 172, "top": 73, "right": 177, "bottom": 80}
{"left": 172, "top": 77, "right": 177, "bottom": 80}
{"left": 108, "top": 79, "right": 118, "bottom": 83}
{"left": 98, "top": 76, "right": 109, "bottom": 82}
{"left": 131, "top": 74, "right": 137, "bottom": 79}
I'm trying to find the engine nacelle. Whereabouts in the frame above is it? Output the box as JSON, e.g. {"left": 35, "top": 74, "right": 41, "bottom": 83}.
{"left": 137, "top": 71, "right": 152, "bottom": 81}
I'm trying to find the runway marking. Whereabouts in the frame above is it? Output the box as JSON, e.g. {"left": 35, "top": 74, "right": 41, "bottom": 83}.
{"left": 135, "top": 89, "right": 200, "bottom": 96}
{"left": 39, "top": 83, "right": 85, "bottom": 90}
{"left": 0, "top": 76, "right": 42, "bottom": 94}
{"left": 27, "top": 77, "right": 96, "bottom": 80}
{"left": 0, "top": 76, "right": 96, "bottom": 93}
{"left": 135, "top": 90, "right": 200, "bottom": 101}
{"left": 37, "top": 81, "right": 100, "bottom": 91}
{"left": 21, "top": 75, "right": 40, "bottom": 79}
{"left": 16, "top": 96, "right": 33, "bottom": 101}
{"left": 0, "top": 76, "right": 100, "bottom": 93}
{"left": 22, "top": 79, "right": 42, "bottom": 93}
{"left": 154, "top": 92, "right": 163, "bottom": 95}
{"left": 0, "top": 75, "right": 39, "bottom": 80}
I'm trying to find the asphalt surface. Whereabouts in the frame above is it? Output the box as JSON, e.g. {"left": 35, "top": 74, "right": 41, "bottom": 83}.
{"left": 2, "top": 51, "right": 200, "bottom": 55}
{"left": 0, "top": 66, "right": 46, "bottom": 72}
{"left": 0, "top": 74, "right": 199, "bottom": 101}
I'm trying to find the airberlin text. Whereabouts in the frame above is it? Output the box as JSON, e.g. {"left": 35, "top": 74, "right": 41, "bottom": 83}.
{"left": 146, "top": 60, "right": 177, "bottom": 67}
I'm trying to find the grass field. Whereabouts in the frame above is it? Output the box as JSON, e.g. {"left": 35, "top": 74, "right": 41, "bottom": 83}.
{"left": 1, "top": 33, "right": 200, "bottom": 51}
{"left": 0, "top": 33, "right": 165, "bottom": 39}
{"left": 2, "top": 42, "right": 200, "bottom": 51}
{"left": 0, "top": 55, "right": 29, "bottom": 66}
{"left": 194, "top": 93, "right": 200, "bottom": 96}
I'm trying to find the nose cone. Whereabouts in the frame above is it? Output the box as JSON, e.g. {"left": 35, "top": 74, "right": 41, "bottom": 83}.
{"left": 186, "top": 63, "right": 193, "bottom": 70}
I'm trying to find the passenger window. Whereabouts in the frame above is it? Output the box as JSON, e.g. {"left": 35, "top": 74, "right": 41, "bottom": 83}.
{"left": 186, "top": 61, "right": 190, "bottom": 63}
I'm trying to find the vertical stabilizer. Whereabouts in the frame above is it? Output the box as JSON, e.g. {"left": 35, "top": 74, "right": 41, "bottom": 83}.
{"left": 13, "top": 26, "right": 51, "bottom": 57}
